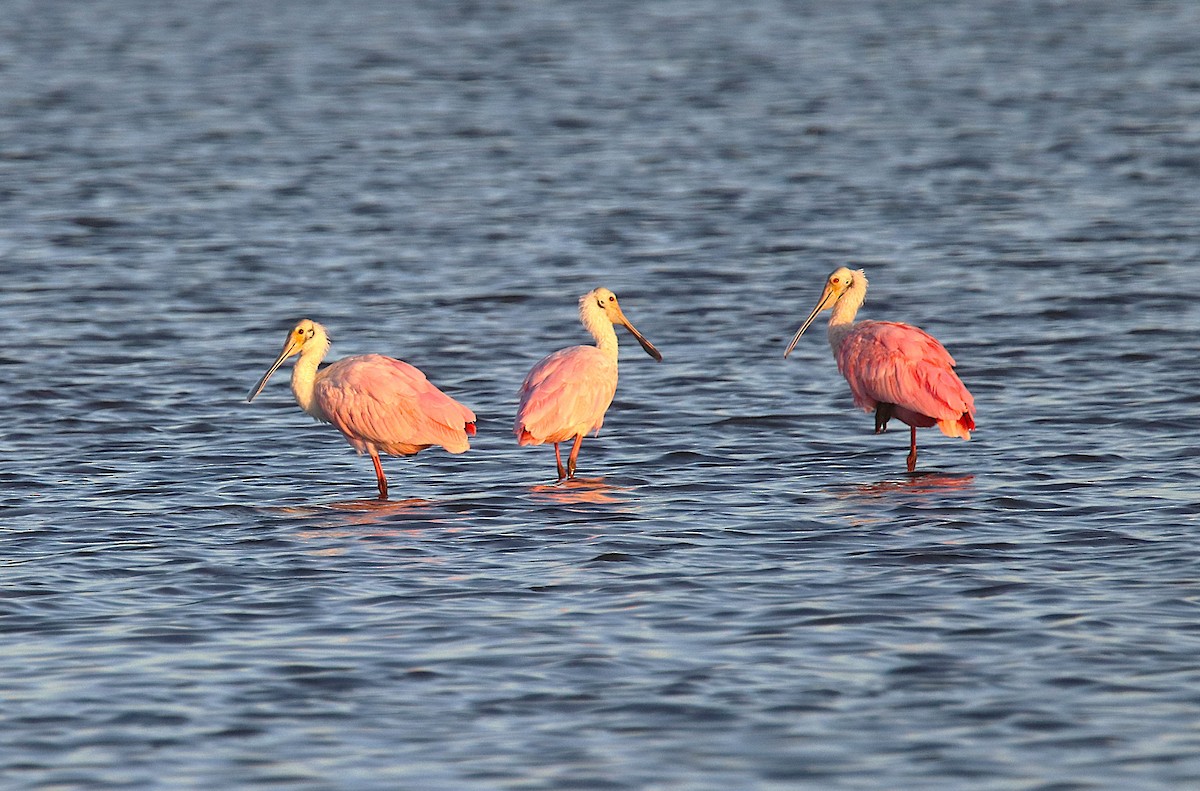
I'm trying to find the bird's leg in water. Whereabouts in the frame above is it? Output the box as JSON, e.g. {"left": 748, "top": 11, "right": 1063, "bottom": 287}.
{"left": 553, "top": 443, "right": 566, "bottom": 481}
{"left": 906, "top": 426, "right": 918, "bottom": 473}
{"left": 566, "top": 434, "right": 585, "bottom": 480}
{"left": 371, "top": 453, "right": 389, "bottom": 500}
{"left": 874, "top": 403, "right": 894, "bottom": 434}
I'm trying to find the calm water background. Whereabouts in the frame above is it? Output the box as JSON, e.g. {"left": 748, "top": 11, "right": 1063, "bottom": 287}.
{"left": 3, "top": 1, "right": 1199, "bottom": 788}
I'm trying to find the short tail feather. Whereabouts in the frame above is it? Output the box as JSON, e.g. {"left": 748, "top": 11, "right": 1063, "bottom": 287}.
{"left": 937, "top": 411, "right": 975, "bottom": 440}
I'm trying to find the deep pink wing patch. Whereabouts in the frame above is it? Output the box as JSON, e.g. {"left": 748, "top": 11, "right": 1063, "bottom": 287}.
{"left": 836, "top": 321, "right": 975, "bottom": 438}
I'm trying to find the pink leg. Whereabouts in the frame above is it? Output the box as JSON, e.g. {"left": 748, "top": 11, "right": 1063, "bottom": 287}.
{"left": 906, "top": 426, "right": 918, "bottom": 473}
{"left": 566, "top": 434, "right": 585, "bottom": 479}
{"left": 553, "top": 443, "right": 566, "bottom": 481}
{"left": 371, "top": 453, "right": 389, "bottom": 499}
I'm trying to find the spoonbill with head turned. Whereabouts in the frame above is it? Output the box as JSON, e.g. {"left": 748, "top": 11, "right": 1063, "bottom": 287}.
{"left": 784, "top": 267, "right": 975, "bottom": 472}
{"left": 248, "top": 319, "right": 476, "bottom": 499}
{"left": 515, "top": 287, "right": 662, "bottom": 481}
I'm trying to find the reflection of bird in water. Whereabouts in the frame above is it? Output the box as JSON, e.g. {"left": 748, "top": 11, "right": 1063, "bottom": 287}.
{"left": 852, "top": 473, "right": 976, "bottom": 496}
{"left": 248, "top": 319, "right": 476, "bottom": 500}
{"left": 785, "top": 267, "right": 975, "bottom": 472}
{"left": 326, "top": 497, "right": 435, "bottom": 513}
{"left": 278, "top": 497, "right": 434, "bottom": 519}
{"left": 528, "top": 477, "right": 622, "bottom": 505}
{"left": 286, "top": 498, "right": 453, "bottom": 544}
{"left": 515, "top": 288, "right": 662, "bottom": 481}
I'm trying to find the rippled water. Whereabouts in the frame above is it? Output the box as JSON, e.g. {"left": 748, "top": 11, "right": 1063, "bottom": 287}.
{"left": 4, "top": 1, "right": 1200, "bottom": 788}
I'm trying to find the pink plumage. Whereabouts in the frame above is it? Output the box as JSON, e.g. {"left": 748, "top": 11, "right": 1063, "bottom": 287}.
{"left": 515, "top": 288, "right": 662, "bottom": 481}
{"left": 516, "top": 346, "right": 617, "bottom": 446}
{"left": 317, "top": 354, "right": 477, "bottom": 456}
{"left": 836, "top": 320, "right": 975, "bottom": 440}
{"left": 785, "top": 267, "right": 975, "bottom": 472}
{"left": 248, "top": 320, "right": 475, "bottom": 499}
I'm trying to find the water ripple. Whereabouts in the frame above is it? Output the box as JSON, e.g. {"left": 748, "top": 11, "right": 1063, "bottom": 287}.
{"left": 3, "top": 0, "right": 1200, "bottom": 789}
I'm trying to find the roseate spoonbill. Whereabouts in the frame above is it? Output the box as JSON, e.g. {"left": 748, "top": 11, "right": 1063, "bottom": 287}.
{"left": 784, "top": 267, "right": 975, "bottom": 472}
{"left": 515, "top": 288, "right": 662, "bottom": 481}
{"left": 247, "top": 319, "right": 476, "bottom": 499}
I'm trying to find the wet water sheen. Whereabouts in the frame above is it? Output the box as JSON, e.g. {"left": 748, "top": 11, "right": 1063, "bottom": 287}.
{"left": 3, "top": 1, "right": 1200, "bottom": 789}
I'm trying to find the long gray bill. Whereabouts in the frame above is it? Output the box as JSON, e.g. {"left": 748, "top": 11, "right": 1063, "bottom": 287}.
{"left": 783, "top": 291, "right": 834, "bottom": 359}
{"left": 622, "top": 319, "right": 662, "bottom": 362}
{"left": 247, "top": 349, "right": 291, "bottom": 402}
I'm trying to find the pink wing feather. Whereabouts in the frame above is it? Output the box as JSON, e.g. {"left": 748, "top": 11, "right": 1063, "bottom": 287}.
{"left": 836, "top": 321, "right": 975, "bottom": 439}
{"left": 514, "top": 346, "right": 618, "bottom": 445}
{"left": 315, "top": 354, "right": 476, "bottom": 457}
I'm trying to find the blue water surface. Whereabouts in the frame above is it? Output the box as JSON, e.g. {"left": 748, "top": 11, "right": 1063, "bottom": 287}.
{"left": 2, "top": 1, "right": 1199, "bottom": 789}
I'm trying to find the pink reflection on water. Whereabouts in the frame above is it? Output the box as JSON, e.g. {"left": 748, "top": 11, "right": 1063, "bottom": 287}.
{"left": 854, "top": 472, "right": 976, "bottom": 496}
{"left": 528, "top": 477, "right": 623, "bottom": 505}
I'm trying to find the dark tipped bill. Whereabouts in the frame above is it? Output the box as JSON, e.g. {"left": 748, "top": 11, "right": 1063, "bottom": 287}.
{"left": 784, "top": 287, "right": 836, "bottom": 359}
{"left": 619, "top": 316, "right": 662, "bottom": 362}
{"left": 247, "top": 338, "right": 301, "bottom": 402}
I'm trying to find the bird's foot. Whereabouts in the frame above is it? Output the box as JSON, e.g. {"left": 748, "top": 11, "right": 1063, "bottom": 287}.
{"left": 874, "top": 403, "right": 894, "bottom": 435}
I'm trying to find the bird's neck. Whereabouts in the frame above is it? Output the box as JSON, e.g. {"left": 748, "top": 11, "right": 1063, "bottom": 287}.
{"left": 580, "top": 299, "right": 619, "bottom": 359}
{"left": 290, "top": 339, "right": 329, "bottom": 418}
{"left": 827, "top": 276, "right": 867, "bottom": 353}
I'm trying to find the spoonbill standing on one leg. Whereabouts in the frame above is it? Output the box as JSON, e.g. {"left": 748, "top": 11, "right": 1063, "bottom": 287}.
{"left": 515, "top": 288, "right": 662, "bottom": 481}
{"left": 784, "top": 267, "right": 975, "bottom": 472}
{"left": 248, "top": 319, "right": 476, "bottom": 499}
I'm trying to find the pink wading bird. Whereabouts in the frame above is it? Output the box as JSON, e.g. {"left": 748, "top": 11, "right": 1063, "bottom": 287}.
{"left": 247, "top": 319, "right": 476, "bottom": 499}
{"left": 515, "top": 288, "right": 662, "bottom": 481}
{"left": 784, "top": 267, "right": 975, "bottom": 472}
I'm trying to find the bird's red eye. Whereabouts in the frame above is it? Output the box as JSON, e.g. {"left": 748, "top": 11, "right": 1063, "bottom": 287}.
{"left": 832, "top": 277, "right": 840, "bottom": 284}
{"left": 609, "top": 296, "right": 616, "bottom": 302}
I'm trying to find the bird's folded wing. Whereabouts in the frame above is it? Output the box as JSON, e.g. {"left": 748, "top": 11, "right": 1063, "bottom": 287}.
{"left": 515, "top": 346, "right": 617, "bottom": 441}
{"left": 317, "top": 355, "right": 475, "bottom": 453}
{"left": 837, "top": 321, "right": 972, "bottom": 421}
